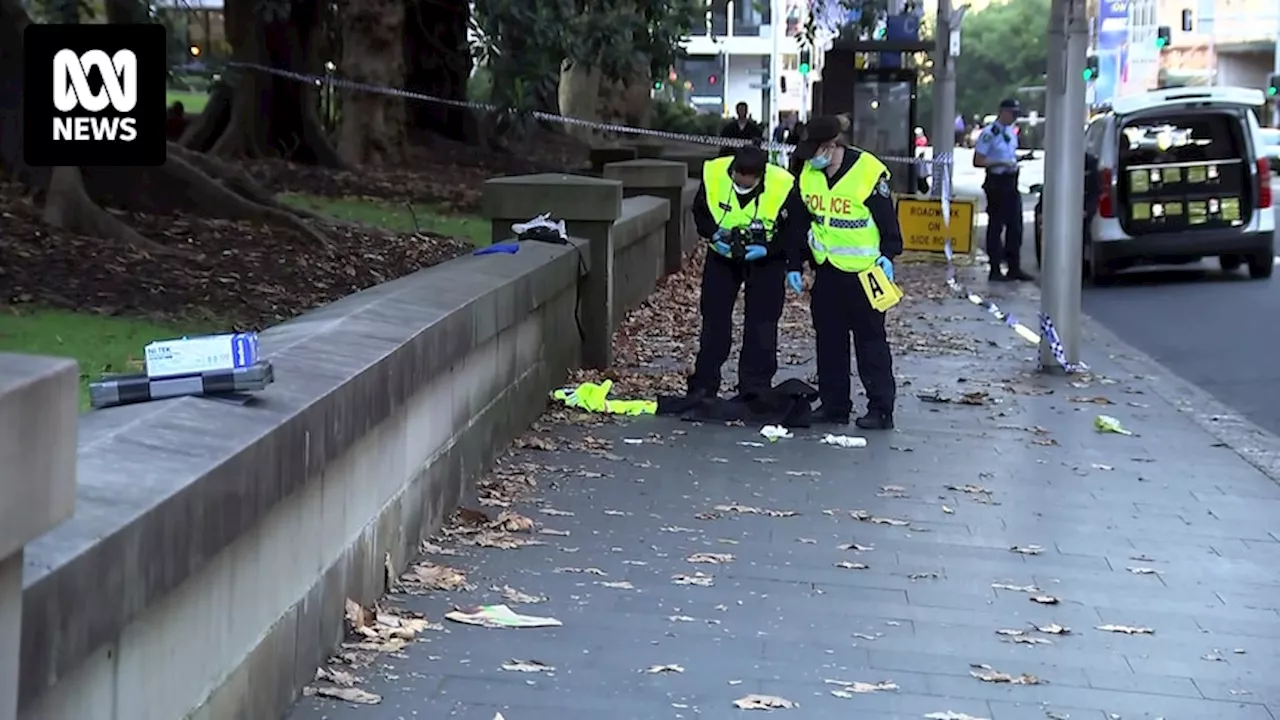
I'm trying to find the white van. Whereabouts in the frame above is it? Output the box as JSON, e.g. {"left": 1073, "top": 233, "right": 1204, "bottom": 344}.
{"left": 1034, "top": 86, "right": 1275, "bottom": 282}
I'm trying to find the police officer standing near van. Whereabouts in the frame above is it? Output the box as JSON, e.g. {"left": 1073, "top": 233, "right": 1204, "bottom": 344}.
{"left": 687, "top": 146, "right": 803, "bottom": 400}
{"left": 974, "top": 98, "right": 1034, "bottom": 281}
{"left": 785, "top": 115, "right": 902, "bottom": 429}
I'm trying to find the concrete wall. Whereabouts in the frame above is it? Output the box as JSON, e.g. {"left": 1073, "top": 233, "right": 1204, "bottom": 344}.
{"left": 14, "top": 171, "right": 693, "bottom": 720}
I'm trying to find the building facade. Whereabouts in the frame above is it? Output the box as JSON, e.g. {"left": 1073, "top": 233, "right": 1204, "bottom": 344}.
{"left": 678, "top": 0, "right": 816, "bottom": 121}
{"left": 1157, "top": 0, "right": 1278, "bottom": 90}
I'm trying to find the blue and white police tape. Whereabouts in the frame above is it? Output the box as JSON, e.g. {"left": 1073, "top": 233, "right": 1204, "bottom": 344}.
{"left": 223, "top": 62, "right": 952, "bottom": 172}
{"left": 938, "top": 222, "right": 1088, "bottom": 374}
{"left": 226, "top": 63, "right": 1080, "bottom": 370}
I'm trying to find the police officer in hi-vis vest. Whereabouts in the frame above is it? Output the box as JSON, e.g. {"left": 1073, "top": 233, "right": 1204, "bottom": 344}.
{"left": 687, "top": 146, "right": 805, "bottom": 400}
{"left": 786, "top": 115, "right": 903, "bottom": 429}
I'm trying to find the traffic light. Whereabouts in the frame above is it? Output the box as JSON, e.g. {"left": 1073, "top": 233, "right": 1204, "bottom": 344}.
{"left": 1083, "top": 54, "right": 1099, "bottom": 82}
{"left": 1268, "top": 73, "right": 1280, "bottom": 98}
{"left": 1180, "top": 9, "right": 1192, "bottom": 32}
{"left": 780, "top": 76, "right": 788, "bottom": 93}
{"left": 1156, "top": 25, "right": 1171, "bottom": 49}
{"left": 799, "top": 49, "right": 812, "bottom": 76}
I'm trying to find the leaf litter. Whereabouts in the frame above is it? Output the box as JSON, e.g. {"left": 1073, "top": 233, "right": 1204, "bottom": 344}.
{"left": 825, "top": 679, "right": 899, "bottom": 697}
{"left": 714, "top": 503, "right": 799, "bottom": 517}
{"left": 501, "top": 659, "right": 554, "bottom": 673}
{"left": 733, "top": 694, "right": 797, "bottom": 710}
{"left": 969, "top": 663, "right": 1042, "bottom": 685}
{"left": 687, "top": 552, "right": 735, "bottom": 564}
{"left": 1096, "top": 624, "right": 1154, "bottom": 635}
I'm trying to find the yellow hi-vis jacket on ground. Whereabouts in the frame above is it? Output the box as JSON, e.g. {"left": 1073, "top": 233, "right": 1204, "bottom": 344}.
{"left": 799, "top": 150, "right": 887, "bottom": 273}
{"left": 702, "top": 156, "right": 796, "bottom": 240}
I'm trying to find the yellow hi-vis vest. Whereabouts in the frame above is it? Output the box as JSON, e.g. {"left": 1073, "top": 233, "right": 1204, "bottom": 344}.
{"left": 702, "top": 156, "right": 796, "bottom": 240}
{"left": 799, "top": 150, "right": 887, "bottom": 273}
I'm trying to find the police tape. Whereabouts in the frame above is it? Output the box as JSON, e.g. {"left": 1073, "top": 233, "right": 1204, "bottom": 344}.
{"left": 223, "top": 62, "right": 951, "bottom": 171}
{"left": 225, "top": 62, "right": 1084, "bottom": 373}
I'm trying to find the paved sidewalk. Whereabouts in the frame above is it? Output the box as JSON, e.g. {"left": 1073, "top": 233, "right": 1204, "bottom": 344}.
{"left": 289, "top": 261, "right": 1280, "bottom": 720}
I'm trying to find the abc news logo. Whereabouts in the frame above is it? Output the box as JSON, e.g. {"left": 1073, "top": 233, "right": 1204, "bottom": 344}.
{"left": 52, "top": 49, "right": 139, "bottom": 142}
{"left": 23, "top": 24, "right": 166, "bottom": 167}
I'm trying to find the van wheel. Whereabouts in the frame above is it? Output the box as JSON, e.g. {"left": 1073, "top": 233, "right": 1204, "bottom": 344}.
{"left": 1219, "top": 254, "right": 1243, "bottom": 272}
{"left": 1247, "top": 253, "right": 1274, "bottom": 279}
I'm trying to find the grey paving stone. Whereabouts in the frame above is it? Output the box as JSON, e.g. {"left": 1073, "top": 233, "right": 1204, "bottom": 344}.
{"left": 284, "top": 270, "right": 1280, "bottom": 720}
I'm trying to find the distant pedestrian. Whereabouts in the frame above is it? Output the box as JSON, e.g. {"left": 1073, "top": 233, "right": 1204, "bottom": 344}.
{"left": 720, "top": 102, "right": 765, "bottom": 157}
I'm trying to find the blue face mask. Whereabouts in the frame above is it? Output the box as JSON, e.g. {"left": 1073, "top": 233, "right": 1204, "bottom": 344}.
{"left": 808, "top": 154, "right": 831, "bottom": 170}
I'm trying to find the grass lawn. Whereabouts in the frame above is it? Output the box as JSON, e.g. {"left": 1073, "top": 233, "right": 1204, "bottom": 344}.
{"left": 0, "top": 307, "right": 213, "bottom": 409}
{"left": 166, "top": 90, "right": 209, "bottom": 113}
{"left": 2, "top": 193, "right": 481, "bottom": 411}
{"left": 279, "top": 193, "right": 490, "bottom": 246}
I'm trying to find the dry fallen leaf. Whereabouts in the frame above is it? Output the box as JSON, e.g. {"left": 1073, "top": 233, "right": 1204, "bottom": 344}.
{"left": 672, "top": 572, "right": 715, "bottom": 587}
{"left": 1126, "top": 566, "right": 1161, "bottom": 575}
{"left": 991, "top": 582, "right": 1039, "bottom": 593}
{"left": 714, "top": 504, "right": 800, "bottom": 517}
{"left": 942, "top": 505, "right": 954, "bottom": 514}
{"left": 826, "top": 679, "right": 899, "bottom": 697}
{"left": 304, "top": 686, "right": 382, "bottom": 704}
{"left": 598, "top": 580, "right": 635, "bottom": 589}
{"left": 1035, "top": 623, "right": 1071, "bottom": 634}
{"left": 555, "top": 567, "right": 606, "bottom": 575}
{"left": 1010, "top": 545, "right": 1043, "bottom": 555}
{"left": 687, "top": 552, "right": 735, "bottom": 564}
{"left": 1030, "top": 595, "right": 1060, "bottom": 605}
{"left": 540, "top": 507, "right": 574, "bottom": 516}
{"left": 492, "top": 510, "right": 535, "bottom": 533}
{"left": 404, "top": 562, "right": 471, "bottom": 592}
{"left": 838, "top": 542, "right": 874, "bottom": 551}
{"left": 495, "top": 585, "right": 546, "bottom": 604}
{"left": 969, "top": 664, "right": 1041, "bottom": 685}
{"left": 315, "top": 666, "right": 358, "bottom": 687}
{"left": 644, "top": 664, "right": 685, "bottom": 673}
{"left": 835, "top": 561, "right": 869, "bottom": 570}
{"left": 850, "top": 510, "right": 909, "bottom": 526}
{"left": 924, "top": 714, "right": 990, "bottom": 720}
{"left": 501, "top": 659, "right": 554, "bottom": 673}
{"left": 733, "top": 694, "right": 797, "bottom": 710}
{"left": 1096, "top": 624, "right": 1154, "bottom": 635}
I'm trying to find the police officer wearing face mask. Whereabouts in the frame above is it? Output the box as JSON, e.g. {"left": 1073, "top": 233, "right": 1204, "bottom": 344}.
{"left": 975, "top": 98, "right": 1034, "bottom": 281}
{"left": 785, "top": 115, "right": 902, "bottom": 429}
{"left": 687, "top": 146, "right": 804, "bottom": 400}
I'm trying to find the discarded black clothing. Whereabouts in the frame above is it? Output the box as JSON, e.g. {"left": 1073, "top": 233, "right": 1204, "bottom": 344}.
{"left": 656, "top": 378, "right": 819, "bottom": 427}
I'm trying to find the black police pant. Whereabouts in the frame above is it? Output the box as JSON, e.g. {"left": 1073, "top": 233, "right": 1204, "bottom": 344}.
{"left": 983, "top": 174, "right": 1024, "bottom": 270}
{"left": 810, "top": 262, "right": 896, "bottom": 417}
{"left": 689, "top": 253, "right": 786, "bottom": 396}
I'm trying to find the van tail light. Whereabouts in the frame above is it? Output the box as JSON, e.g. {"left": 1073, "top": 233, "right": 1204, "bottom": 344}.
{"left": 1098, "top": 167, "right": 1115, "bottom": 218}
{"left": 1259, "top": 159, "right": 1272, "bottom": 209}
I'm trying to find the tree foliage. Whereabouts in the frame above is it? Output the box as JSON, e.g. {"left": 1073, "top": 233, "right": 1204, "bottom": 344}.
{"left": 470, "top": 0, "right": 699, "bottom": 113}
{"left": 954, "top": 0, "right": 1051, "bottom": 119}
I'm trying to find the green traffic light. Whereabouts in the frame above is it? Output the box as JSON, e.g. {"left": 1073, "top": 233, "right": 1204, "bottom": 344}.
{"left": 654, "top": 81, "right": 663, "bottom": 90}
{"left": 1269, "top": 87, "right": 1279, "bottom": 97}
{"left": 1155, "top": 37, "right": 1167, "bottom": 48}
{"left": 1083, "top": 69, "right": 1094, "bottom": 81}
{"left": 799, "top": 63, "right": 811, "bottom": 75}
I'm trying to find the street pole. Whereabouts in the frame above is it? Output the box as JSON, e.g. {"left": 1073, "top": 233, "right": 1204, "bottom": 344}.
{"left": 769, "top": 0, "right": 782, "bottom": 131}
{"left": 1273, "top": 8, "right": 1279, "bottom": 126}
{"left": 932, "top": 0, "right": 957, "bottom": 198}
{"left": 1039, "top": 0, "right": 1088, "bottom": 371}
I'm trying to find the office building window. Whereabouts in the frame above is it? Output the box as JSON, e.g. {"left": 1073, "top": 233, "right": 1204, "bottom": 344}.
{"left": 782, "top": 53, "right": 798, "bottom": 70}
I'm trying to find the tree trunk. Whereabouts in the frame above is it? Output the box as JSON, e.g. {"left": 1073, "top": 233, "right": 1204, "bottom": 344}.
{"left": 558, "top": 59, "right": 602, "bottom": 143}
{"left": 0, "top": 0, "right": 330, "bottom": 253}
{"left": 182, "top": 0, "right": 343, "bottom": 167}
{"left": 403, "top": 0, "right": 471, "bottom": 142}
{"left": 335, "top": 0, "right": 405, "bottom": 166}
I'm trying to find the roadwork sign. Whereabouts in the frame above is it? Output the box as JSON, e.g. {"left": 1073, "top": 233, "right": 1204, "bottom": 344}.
{"left": 896, "top": 196, "right": 975, "bottom": 254}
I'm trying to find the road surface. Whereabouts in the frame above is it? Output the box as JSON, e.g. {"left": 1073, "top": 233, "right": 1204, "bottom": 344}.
{"left": 1046, "top": 176, "right": 1280, "bottom": 437}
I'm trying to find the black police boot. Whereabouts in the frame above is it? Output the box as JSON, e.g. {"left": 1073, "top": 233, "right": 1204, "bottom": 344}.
{"left": 812, "top": 404, "right": 850, "bottom": 425}
{"left": 854, "top": 410, "right": 895, "bottom": 430}
{"left": 988, "top": 267, "right": 1008, "bottom": 282}
{"left": 1006, "top": 266, "right": 1034, "bottom": 281}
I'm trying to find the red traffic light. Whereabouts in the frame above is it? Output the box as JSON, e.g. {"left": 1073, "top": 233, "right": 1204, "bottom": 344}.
{"left": 708, "top": 74, "right": 718, "bottom": 84}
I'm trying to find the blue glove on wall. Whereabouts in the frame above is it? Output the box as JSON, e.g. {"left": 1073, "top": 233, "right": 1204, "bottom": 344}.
{"left": 744, "top": 244, "right": 767, "bottom": 261}
{"left": 875, "top": 255, "right": 895, "bottom": 282}
{"left": 786, "top": 271, "right": 804, "bottom": 294}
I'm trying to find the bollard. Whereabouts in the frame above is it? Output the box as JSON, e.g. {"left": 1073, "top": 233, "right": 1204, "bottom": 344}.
{"left": 0, "top": 354, "right": 78, "bottom": 720}
{"left": 602, "top": 159, "right": 690, "bottom": 276}
{"left": 482, "top": 174, "right": 623, "bottom": 370}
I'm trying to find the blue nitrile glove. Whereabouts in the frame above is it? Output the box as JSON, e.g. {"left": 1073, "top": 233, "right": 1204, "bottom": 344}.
{"left": 710, "top": 229, "right": 732, "bottom": 257}
{"left": 744, "top": 244, "right": 767, "bottom": 261}
{"left": 786, "top": 271, "right": 803, "bottom": 294}
{"left": 875, "top": 255, "right": 895, "bottom": 282}
{"left": 473, "top": 242, "right": 520, "bottom": 256}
